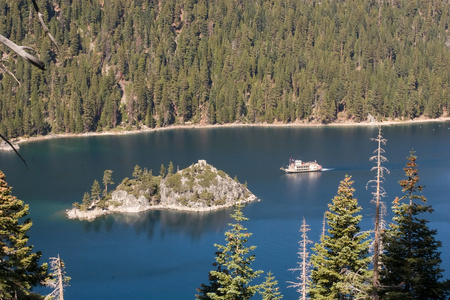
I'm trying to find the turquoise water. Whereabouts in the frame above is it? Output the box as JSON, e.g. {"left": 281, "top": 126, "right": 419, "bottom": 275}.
{"left": 0, "top": 123, "right": 449, "bottom": 299}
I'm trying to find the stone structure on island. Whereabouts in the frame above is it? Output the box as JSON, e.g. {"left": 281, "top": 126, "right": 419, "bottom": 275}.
{"left": 66, "top": 160, "right": 258, "bottom": 220}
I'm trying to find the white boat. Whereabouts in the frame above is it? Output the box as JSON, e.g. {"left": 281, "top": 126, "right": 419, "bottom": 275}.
{"left": 280, "top": 158, "right": 322, "bottom": 173}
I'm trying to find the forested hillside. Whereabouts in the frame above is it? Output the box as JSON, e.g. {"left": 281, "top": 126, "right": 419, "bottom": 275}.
{"left": 1, "top": 0, "right": 450, "bottom": 138}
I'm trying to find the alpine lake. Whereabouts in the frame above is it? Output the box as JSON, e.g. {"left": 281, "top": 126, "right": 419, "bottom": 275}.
{"left": 0, "top": 122, "right": 449, "bottom": 299}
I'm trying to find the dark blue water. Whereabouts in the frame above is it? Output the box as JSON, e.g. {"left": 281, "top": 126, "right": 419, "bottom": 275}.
{"left": 0, "top": 123, "right": 449, "bottom": 299}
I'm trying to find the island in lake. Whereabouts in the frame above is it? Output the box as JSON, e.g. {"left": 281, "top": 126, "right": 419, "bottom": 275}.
{"left": 67, "top": 160, "right": 258, "bottom": 220}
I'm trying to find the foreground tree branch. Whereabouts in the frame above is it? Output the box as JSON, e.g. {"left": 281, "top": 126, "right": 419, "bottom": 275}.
{"left": 0, "top": 34, "right": 45, "bottom": 70}
{"left": 0, "top": 61, "right": 21, "bottom": 85}
{"left": 31, "top": 0, "right": 60, "bottom": 53}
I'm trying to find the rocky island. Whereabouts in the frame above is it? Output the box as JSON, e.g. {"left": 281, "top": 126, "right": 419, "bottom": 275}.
{"left": 66, "top": 160, "right": 258, "bottom": 220}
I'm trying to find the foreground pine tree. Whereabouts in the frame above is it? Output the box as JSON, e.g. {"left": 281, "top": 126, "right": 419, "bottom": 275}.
{"left": 310, "top": 175, "right": 371, "bottom": 299}
{"left": 0, "top": 171, "right": 48, "bottom": 299}
{"left": 196, "top": 205, "right": 264, "bottom": 299}
{"left": 260, "top": 272, "right": 283, "bottom": 300}
{"left": 380, "top": 152, "right": 449, "bottom": 299}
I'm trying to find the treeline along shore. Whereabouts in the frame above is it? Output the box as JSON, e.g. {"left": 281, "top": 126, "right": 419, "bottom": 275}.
{"left": 1, "top": 0, "right": 450, "bottom": 140}
{"left": 5, "top": 115, "right": 450, "bottom": 149}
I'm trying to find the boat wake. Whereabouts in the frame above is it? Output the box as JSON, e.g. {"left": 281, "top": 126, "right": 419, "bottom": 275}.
{"left": 321, "top": 168, "right": 334, "bottom": 172}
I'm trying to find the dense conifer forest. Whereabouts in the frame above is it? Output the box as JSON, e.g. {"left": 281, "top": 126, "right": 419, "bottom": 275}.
{"left": 0, "top": 0, "right": 450, "bottom": 138}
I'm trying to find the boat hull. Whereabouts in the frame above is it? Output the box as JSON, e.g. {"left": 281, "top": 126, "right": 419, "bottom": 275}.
{"left": 280, "top": 167, "right": 322, "bottom": 173}
{"left": 280, "top": 159, "right": 322, "bottom": 173}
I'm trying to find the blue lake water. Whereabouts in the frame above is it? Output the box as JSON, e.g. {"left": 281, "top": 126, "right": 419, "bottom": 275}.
{"left": 0, "top": 123, "right": 449, "bottom": 299}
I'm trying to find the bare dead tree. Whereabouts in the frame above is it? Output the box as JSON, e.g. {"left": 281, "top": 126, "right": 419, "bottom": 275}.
{"left": 288, "top": 217, "right": 312, "bottom": 300}
{"left": 42, "top": 254, "right": 70, "bottom": 300}
{"left": 367, "top": 127, "right": 389, "bottom": 299}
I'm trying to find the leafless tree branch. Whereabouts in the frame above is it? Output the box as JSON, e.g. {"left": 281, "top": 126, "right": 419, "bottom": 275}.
{"left": 31, "top": 0, "right": 60, "bottom": 52}
{"left": 0, "top": 61, "right": 21, "bottom": 85}
{"left": 0, "top": 34, "right": 45, "bottom": 70}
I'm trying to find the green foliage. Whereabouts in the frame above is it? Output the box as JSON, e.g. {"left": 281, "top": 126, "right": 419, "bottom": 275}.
{"left": 197, "top": 205, "right": 264, "bottom": 299}
{"left": 168, "top": 161, "right": 174, "bottom": 175}
{"left": 132, "top": 165, "right": 143, "bottom": 180}
{"left": 310, "top": 175, "right": 371, "bottom": 299}
{"left": 160, "top": 164, "right": 166, "bottom": 178}
{"left": 260, "top": 272, "right": 283, "bottom": 300}
{"left": 380, "top": 152, "right": 449, "bottom": 299}
{"left": 90, "top": 179, "right": 101, "bottom": 202}
{"left": 217, "top": 170, "right": 226, "bottom": 178}
{"left": 199, "top": 190, "right": 214, "bottom": 203}
{"left": 177, "top": 197, "right": 189, "bottom": 206}
{"left": 81, "top": 192, "right": 91, "bottom": 211}
{"left": 102, "top": 169, "right": 114, "bottom": 196}
{"left": 165, "top": 173, "right": 182, "bottom": 192}
{"left": 1, "top": 0, "right": 450, "bottom": 139}
{"left": 0, "top": 171, "right": 48, "bottom": 299}
{"left": 198, "top": 167, "right": 218, "bottom": 188}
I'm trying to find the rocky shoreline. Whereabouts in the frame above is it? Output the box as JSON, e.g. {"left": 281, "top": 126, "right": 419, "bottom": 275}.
{"left": 66, "top": 160, "right": 259, "bottom": 221}
{"left": 0, "top": 140, "right": 20, "bottom": 151}
{"left": 66, "top": 194, "right": 259, "bottom": 221}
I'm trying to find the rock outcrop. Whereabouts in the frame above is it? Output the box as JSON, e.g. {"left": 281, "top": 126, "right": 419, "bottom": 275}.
{"left": 66, "top": 160, "right": 258, "bottom": 220}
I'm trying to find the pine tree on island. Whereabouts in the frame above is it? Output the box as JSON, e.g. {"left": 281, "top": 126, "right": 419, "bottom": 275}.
{"left": 102, "top": 169, "right": 114, "bottom": 196}
{"left": 90, "top": 179, "right": 101, "bottom": 203}
{"left": 310, "top": 175, "right": 371, "bottom": 299}
{"left": 380, "top": 152, "right": 450, "bottom": 299}
{"left": 0, "top": 171, "right": 48, "bottom": 299}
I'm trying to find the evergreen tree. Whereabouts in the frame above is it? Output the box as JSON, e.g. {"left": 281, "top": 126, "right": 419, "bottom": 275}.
{"left": 380, "top": 152, "right": 449, "bottom": 299}
{"left": 196, "top": 205, "right": 264, "bottom": 299}
{"left": 168, "top": 161, "right": 174, "bottom": 176}
{"left": 159, "top": 164, "right": 166, "bottom": 178}
{"left": 0, "top": 170, "right": 48, "bottom": 299}
{"left": 81, "top": 192, "right": 91, "bottom": 211}
{"left": 102, "top": 169, "right": 114, "bottom": 196}
{"left": 310, "top": 175, "right": 371, "bottom": 299}
{"left": 90, "top": 179, "right": 101, "bottom": 203}
{"left": 260, "top": 272, "right": 283, "bottom": 300}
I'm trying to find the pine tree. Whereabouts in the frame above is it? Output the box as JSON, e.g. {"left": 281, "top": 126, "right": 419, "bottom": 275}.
{"left": 102, "top": 170, "right": 114, "bottom": 196}
{"left": 0, "top": 170, "right": 48, "bottom": 299}
{"left": 132, "top": 165, "right": 143, "bottom": 180}
{"left": 90, "top": 180, "right": 101, "bottom": 203}
{"left": 159, "top": 164, "right": 166, "bottom": 178}
{"left": 310, "top": 175, "right": 371, "bottom": 299}
{"left": 260, "top": 272, "right": 283, "bottom": 300}
{"left": 196, "top": 205, "right": 264, "bottom": 299}
{"left": 380, "top": 152, "right": 449, "bottom": 299}
{"left": 81, "top": 192, "right": 91, "bottom": 211}
{"left": 168, "top": 161, "right": 174, "bottom": 176}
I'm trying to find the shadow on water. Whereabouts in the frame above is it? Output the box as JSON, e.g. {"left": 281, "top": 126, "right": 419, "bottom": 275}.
{"left": 80, "top": 208, "right": 234, "bottom": 241}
